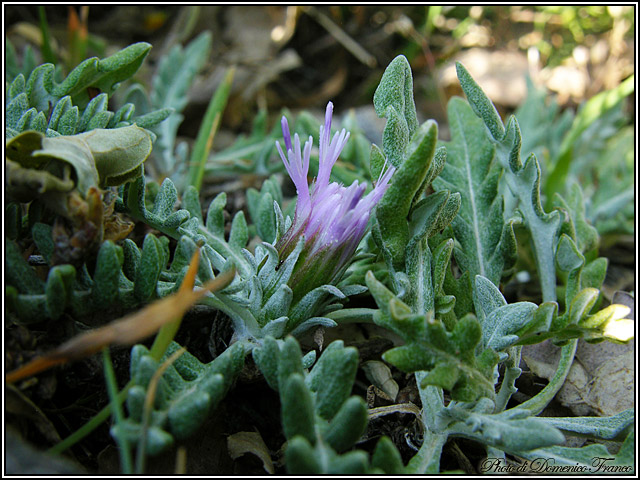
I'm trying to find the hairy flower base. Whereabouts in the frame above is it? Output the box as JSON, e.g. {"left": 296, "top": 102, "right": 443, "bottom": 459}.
{"left": 275, "top": 102, "right": 394, "bottom": 299}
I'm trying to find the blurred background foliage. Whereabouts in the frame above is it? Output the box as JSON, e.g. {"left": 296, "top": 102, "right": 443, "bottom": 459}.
{"left": 6, "top": 5, "right": 634, "bottom": 130}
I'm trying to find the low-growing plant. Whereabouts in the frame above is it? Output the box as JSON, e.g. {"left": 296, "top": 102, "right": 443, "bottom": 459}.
{"left": 5, "top": 27, "right": 634, "bottom": 476}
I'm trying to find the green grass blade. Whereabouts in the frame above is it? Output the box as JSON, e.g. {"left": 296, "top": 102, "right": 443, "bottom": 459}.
{"left": 186, "top": 66, "right": 235, "bottom": 191}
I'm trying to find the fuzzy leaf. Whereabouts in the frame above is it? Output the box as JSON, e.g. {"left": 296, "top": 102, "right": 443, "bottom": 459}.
{"left": 133, "top": 233, "right": 164, "bottom": 301}
{"left": 374, "top": 120, "right": 438, "bottom": 270}
{"left": 117, "top": 340, "right": 245, "bottom": 454}
{"left": 281, "top": 374, "right": 316, "bottom": 444}
{"left": 373, "top": 54, "right": 419, "bottom": 156}
{"left": 367, "top": 272, "right": 498, "bottom": 402}
{"left": 516, "top": 430, "right": 634, "bottom": 471}
{"left": 371, "top": 436, "right": 405, "bottom": 474}
{"left": 5, "top": 240, "right": 44, "bottom": 295}
{"left": 455, "top": 62, "right": 505, "bottom": 140}
{"left": 44, "top": 265, "right": 75, "bottom": 319}
{"left": 252, "top": 336, "right": 281, "bottom": 391}
{"left": 6, "top": 126, "right": 150, "bottom": 202}
{"left": 25, "top": 42, "right": 151, "bottom": 112}
{"left": 537, "top": 408, "right": 633, "bottom": 440}
{"left": 444, "top": 406, "right": 565, "bottom": 452}
{"left": 6, "top": 130, "right": 98, "bottom": 197}
{"left": 285, "top": 437, "right": 322, "bottom": 474}
{"left": 433, "top": 97, "right": 516, "bottom": 286}
{"left": 323, "top": 396, "right": 368, "bottom": 452}
{"left": 474, "top": 275, "right": 537, "bottom": 351}
{"left": 309, "top": 341, "right": 359, "bottom": 420}
{"left": 457, "top": 63, "right": 562, "bottom": 303}
{"left": 91, "top": 240, "right": 123, "bottom": 309}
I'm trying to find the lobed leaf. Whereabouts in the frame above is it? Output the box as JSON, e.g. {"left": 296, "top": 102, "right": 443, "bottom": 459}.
{"left": 433, "top": 97, "right": 516, "bottom": 287}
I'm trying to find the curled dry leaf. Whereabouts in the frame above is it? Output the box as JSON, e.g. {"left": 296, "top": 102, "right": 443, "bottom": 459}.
{"left": 5, "top": 250, "right": 235, "bottom": 384}
{"left": 227, "top": 431, "right": 275, "bottom": 474}
{"left": 362, "top": 360, "right": 399, "bottom": 401}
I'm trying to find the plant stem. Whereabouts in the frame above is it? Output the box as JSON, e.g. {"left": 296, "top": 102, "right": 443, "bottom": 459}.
{"left": 494, "top": 345, "right": 522, "bottom": 412}
{"left": 48, "top": 380, "right": 132, "bottom": 455}
{"left": 511, "top": 339, "right": 578, "bottom": 415}
{"left": 405, "top": 430, "right": 448, "bottom": 474}
{"left": 102, "top": 348, "right": 133, "bottom": 474}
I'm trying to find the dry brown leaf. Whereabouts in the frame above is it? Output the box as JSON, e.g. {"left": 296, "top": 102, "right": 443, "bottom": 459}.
{"left": 227, "top": 431, "right": 274, "bottom": 474}
{"left": 362, "top": 360, "right": 399, "bottom": 401}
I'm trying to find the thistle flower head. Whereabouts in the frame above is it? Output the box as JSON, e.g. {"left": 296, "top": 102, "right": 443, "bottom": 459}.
{"left": 275, "top": 102, "right": 394, "bottom": 296}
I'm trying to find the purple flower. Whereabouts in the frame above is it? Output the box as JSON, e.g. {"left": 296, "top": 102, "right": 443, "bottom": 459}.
{"left": 275, "top": 102, "right": 394, "bottom": 295}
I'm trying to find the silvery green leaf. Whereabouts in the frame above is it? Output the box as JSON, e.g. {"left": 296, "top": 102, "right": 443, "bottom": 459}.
{"left": 433, "top": 97, "right": 517, "bottom": 287}
{"left": 288, "top": 284, "right": 345, "bottom": 328}
{"left": 323, "top": 396, "right": 368, "bottom": 453}
{"left": 366, "top": 272, "right": 498, "bottom": 402}
{"left": 44, "top": 265, "right": 75, "bottom": 320}
{"left": 130, "top": 108, "right": 172, "bottom": 130}
{"left": 261, "top": 285, "right": 293, "bottom": 322}
{"left": 120, "top": 340, "right": 245, "bottom": 455}
{"left": 369, "top": 144, "right": 386, "bottom": 185}
{"left": 482, "top": 302, "right": 537, "bottom": 352}
{"left": 457, "top": 62, "right": 562, "bottom": 303}
{"left": 152, "top": 177, "right": 179, "bottom": 218}
{"left": 432, "top": 238, "right": 454, "bottom": 294}
{"left": 25, "top": 42, "right": 151, "bottom": 112}
{"left": 372, "top": 436, "right": 406, "bottom": 474}
{"left": 516, "top": 430, "right": 634, "bottom": 471}
{"left": 280, "top": 373, "right": 316, "bottom": 444}
{"left": 405, "top": 236, "right": 433, "bottom": 315}
{"left": 308, "top": 341, "right": 359, "bottom": 420}
{"left": 77, "top": 125, "right": 152, "bottom": 187}
{"left": 553, "top": 184, "right": 598, "bottom": 255}
{"left": 455, "top": 62, "right": 505, "bottom": 140}
{"left": 285, "top": 437, "right": 322, "bottom": 474}
{"left": 277, "top": 337, "right": 305, "bottom": 389}
{"left": 5, "top": 240, "right": 44, "bottom": 295}
{"left": 444, "top": 405, "right": 565, "bottom": 453}
{"left": 205, "top": 192, "right": 227, "bottom": 237}
{"left": 240, "top": 248, "right": 257, "bottom": 273}
{"left": 263, "top": 237, "right": 304, "bottom": 298}
{"left": 91, "top": 241, "right": 123, "bottom": 309}
{"left": 373, "top": 54, "right": 419, "bottom": 153}
{"left": 273, "top": 201, "right": 286, "bottom": 243}
{"left": 473, "top": 275, "right": 537, "bottom": 351}
{"left": 409, "top": 190, "right": 450, "bottom": 243}
{"left": 204, "top": 245, "right": 226, "bottom": 272}
{"left": 5, "top": 92, "right": 30, "bottom": 133}
{"left": 6, "top": 130, "right": 98, "bottom": 197}
{"left": 260, "top": 316, "right": 289, "bottom": 339}
{"left": 133, "top": 233, "right": 163, "bottom": 301}
{"left": 289, "top": 317, "right": 338, "bottom": 337}
{"left": 78, "top": 93, "right": 109, "bottom": 132}
{"left": 252, "top": 335, "right": 280, "bottom": 390}
{"left": 537, "top": 408, "right": 633, "bottom": 440}
{"left": 229, "top": 211, "right": 249, "bottom": 250}
{"left": 301, "top": 350, "right": 317, "bottom": 369}
{"left": 247, "top": 175, "right": 283, "bottom": 243}
{"left": 375, "top": 120, "right": 438, "bottom": 270}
